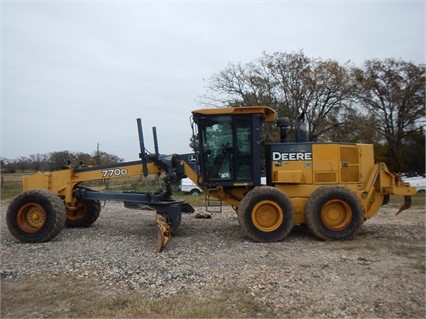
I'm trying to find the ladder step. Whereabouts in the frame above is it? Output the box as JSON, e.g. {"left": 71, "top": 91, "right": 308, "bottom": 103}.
{"left": 204, "top": 194, "right": 222, "bottom": 213}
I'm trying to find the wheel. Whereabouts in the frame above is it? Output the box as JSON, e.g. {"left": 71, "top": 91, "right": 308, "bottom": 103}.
{"left": 156, "top": 211, "right": 181, "bottom": 236}
{"left": 382, "top": 194, "right": 390, "bottom": 205}
{"left": 304, "top": 185, "right": 364, "bottom": 240}
{"left": 6, "top": 189, "right": 66, "bottom": 243}
{"left": 170, "top": 212, "right": 182, "bottom": 235}
{"left": 190, "top": 189, "right": 201, "bottom": 196}
{"left": 237, "top": 186, "right": 295, "bottom": 242}
{"left": 66, "top": 198, "right": 101, "bottom": 228}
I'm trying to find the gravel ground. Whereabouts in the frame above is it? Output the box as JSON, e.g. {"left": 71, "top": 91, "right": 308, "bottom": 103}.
{"left": 1, "top": 200, "right": 425, "bottom": 318}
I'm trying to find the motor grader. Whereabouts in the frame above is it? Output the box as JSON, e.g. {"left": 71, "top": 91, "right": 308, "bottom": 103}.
{"left": 6, "top": 106, "right": 416, "bottom": 251}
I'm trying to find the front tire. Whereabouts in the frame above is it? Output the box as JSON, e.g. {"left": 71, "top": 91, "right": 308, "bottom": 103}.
{"left": 6, "top": 189, "right": 66, "bottom": 243}
{"left": 237, "top": 186, "right": 295, "bottom": 242}
{"left": 304, "top": 185, "right": 364, "bottom": 240}
{"left": 169, "top": 212, "right": 182, "bottom": 235}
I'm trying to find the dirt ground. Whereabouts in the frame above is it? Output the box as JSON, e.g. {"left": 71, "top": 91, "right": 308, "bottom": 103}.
{"left": 1, "top": 200, "right": 425, "bottom": 318}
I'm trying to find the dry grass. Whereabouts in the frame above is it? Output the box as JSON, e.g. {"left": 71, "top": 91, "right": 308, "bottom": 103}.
{"left": 1, "top": 274, "right": 271, "bottom": 318}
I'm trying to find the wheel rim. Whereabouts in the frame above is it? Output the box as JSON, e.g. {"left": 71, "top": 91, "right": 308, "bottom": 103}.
{"left": 17, "top": 202, "right": 47, "bottom": 233}
{"left": 66, "top": 201, "right": 87, "bottom": 221}
{"left": 320, "top": 199, "right": 352, "bottom": 230}
{"left": 251, "top": 200, "right": 284, "bottom": 232}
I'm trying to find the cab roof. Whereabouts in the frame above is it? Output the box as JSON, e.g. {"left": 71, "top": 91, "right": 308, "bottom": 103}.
{"left": 192, "top": 106, "right": 276, "bottom": 123}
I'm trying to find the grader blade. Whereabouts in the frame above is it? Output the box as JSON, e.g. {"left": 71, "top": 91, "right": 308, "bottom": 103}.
{"left": 156, "top": 213, "right": 171, "bottom": 252}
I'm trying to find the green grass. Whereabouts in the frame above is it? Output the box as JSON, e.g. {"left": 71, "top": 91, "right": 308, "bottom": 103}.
{"left": 389, "top": 193, "right": 425, "bottom": 207}
{"left": 0, "top": 183, "right": 22, "bottom": 200}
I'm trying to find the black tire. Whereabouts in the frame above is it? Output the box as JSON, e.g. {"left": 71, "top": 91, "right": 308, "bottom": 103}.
{"left": 190, "top": 189, "right": 201, "bottom": 196}
{"left": 382, "top": 194, "right": 390, "bottom": 206}
{"left": 6, "top": 189, "right": 66, "bottom": 243}
{"left": 65, "top": 199, "right": 101, "bottom": 228}
{"left": 157, "top": 211, "right": 181, "bottom": 236}
{"left": 237, "top": 186, "right": 295, "bottom": 242}
{"left": 304, "top": 185, "right": 364, "bottom": 240}
{"left": 170, "top": 212, "right": 182, "bottom": 235}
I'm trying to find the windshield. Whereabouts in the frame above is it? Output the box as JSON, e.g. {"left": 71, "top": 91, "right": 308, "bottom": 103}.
{"left": 200, "top": 115, "right": 252, "bottom": 182}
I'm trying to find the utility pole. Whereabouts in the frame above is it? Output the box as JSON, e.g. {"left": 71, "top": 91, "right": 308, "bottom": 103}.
{"left": 96, "top": 142, "right": 101, "bottom": 166}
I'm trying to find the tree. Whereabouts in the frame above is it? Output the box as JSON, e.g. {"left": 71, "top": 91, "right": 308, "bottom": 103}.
{"left": 322, "top": 107, "right": 378, "bottom": 143}
{"left": 49, "top": 151, "right": 76, "bottom": 171}
{"left": 28, "top": 153, "right": 48, "bottom": 171}
{"left": 354, "top": 59, "right": 425, "bottom": 171}
{"left": 265, "top": 52, "right": 357, "bottom": 141}
{"left": 202, "top": 50, "right": 358, "bottom": 142}
{"left": 94, "top": 151, "right": 124, "bottom": 165}
{"left": 74, "top": 152, "right": 93, "bottom": 167}
{"left": 2, "top": 150, "right": 125, "bottom": 174}
{"left": 400, "top": 128, "right": 425, "bottom": 175}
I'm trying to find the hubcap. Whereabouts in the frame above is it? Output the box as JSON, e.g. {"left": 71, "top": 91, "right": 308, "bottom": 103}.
{"left": 17, "top": 203, "right": 47, "bottom": 233}
{"left": 66, "top": 201, "right": 87, "bottom": 221}
{"left": 321, "top": 199, "right": 352, "bottom": 230}
{"left": 251, "top": 200, "right": 284, "bottom": 232}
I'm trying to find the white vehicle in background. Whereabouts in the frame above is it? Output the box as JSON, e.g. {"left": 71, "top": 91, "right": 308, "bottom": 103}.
{"left": 180, "top": 175, "right": 424, "bottom": 194}
{"left": 180, "top": 178, "right": 202, "bottom": 195}
{"left": 180, "top": 177, "right": 266, "bottom": 195}
{"left": 402, "top": 175, "right": 426, "bottom": 193}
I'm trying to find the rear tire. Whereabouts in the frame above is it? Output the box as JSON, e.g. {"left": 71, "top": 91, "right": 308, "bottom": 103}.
{"left": 66, "top": 193, "right": 101, "bottom": 228}
{"left": 237, "top": 186, "right": 295, "bottom": 242}
{"left": 6, "top": 189, "right": 66, "bottom": 243}
{"left": 304, "top": 185, "right": 364, "bottom": 240}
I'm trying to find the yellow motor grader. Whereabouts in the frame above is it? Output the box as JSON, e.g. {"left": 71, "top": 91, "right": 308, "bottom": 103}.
{"left": 6, "top": 106, "right": 416, "bottom": 251}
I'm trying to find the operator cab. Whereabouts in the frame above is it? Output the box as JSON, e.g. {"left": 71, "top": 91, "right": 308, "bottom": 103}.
{"left": 191, "top": 106, "right": 276, "bottom": 188}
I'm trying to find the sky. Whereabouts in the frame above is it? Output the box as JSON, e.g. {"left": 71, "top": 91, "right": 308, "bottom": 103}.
{"left": 1, "top": 0, "right": 424, "bottom": 162}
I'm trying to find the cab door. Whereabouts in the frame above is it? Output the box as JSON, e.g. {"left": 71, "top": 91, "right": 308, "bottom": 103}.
{"left": 195, "top": 113, "right": 262, "bottom": 187}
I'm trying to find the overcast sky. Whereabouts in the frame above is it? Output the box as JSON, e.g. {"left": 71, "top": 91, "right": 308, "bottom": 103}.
{"left": 1, "top": 0, "right": 424, "bottom": 162}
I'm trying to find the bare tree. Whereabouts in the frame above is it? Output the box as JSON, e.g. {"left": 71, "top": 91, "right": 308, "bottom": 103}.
{"left": 202, "top": 61, "right": 278, "bottom": 107}
{"left": 263, "top": 52, "right": 356, "bottom": 141}
{"left": 16, "top": 157, "right": 30, "bottom": 173}
{"left": 49, "top": 151, "right": 76, "bottom": 170}
{"left": 201, "top": 50, "right": 357, "bottom": 141}
{"left": 354, "top": 59, "right": 425, "bottom": 171}
{"left": 94, "top": 151, "right": 124, "bottom": 165}
{"left": 322, "top": 107, "right": 378, "bottom": 143}
{"left": 28, "top": 153, "right": 48, "bottom": 171}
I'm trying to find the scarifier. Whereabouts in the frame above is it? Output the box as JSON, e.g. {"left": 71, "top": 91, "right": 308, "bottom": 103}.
{"left": 6, "top": 106, "right": 416, "bottom": 251}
